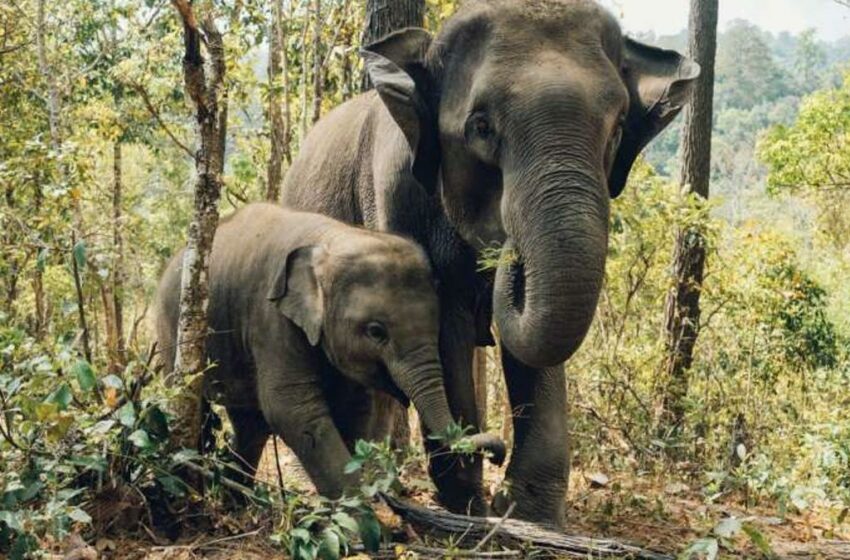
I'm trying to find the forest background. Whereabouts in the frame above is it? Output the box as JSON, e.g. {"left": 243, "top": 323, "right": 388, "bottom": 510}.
{"left": 2, "top": 0, "right": 850, "bottom": 557}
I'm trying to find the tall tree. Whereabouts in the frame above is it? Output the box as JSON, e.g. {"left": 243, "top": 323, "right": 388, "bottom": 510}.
{"left": 170, "top": 0, "right": 227, "bottom": 453}
{"left": 661, "top": 0, "right": 719, "bottom": 432}
{"left": 715, "top": 21, "right": 788, "bottom": 111}
{"left": 311, "top": 0, "right": 324, "bottom": 123}
{"left": 266, "top": 0, "right": 291, "bottom": 201}
{"left": 360, "top": 0, "right": 424, "bottom": 90}
{"left": 111, "top": 140, "right": 126, "bottom": 370}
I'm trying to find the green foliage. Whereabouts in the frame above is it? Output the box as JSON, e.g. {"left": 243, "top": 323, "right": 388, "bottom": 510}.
{"left": 569, "top": 160, "right": 850, "bottom": 518}
{"left": 271, "top": 439, "right": 416, "bottom": 560}
{"left": 760, "top": 72, "right": 850, "bottom": 248}
{"left": 715, "top": 21, "right": 792, "bottom": 112}
{"left": 272, "top": 494, "right": 376, "bottom": 560}
{"left": 680, "top": 517, "right": 773, "bottom": 559}
{"left": 0, "top": 326, "right": 187, "bottom": 556}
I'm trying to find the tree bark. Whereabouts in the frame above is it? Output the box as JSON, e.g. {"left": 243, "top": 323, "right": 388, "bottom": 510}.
{"left": 661, "top": 0, "right": 718, "bottom": 432}
{"left": 32, "top": 0, "right": 55, "bottom": 340}
{"left": 71, "top": 231, "right": 93, "bottom": 363}
{"left": 383, "top": 494, "right": 673, "bottom": 560}
{"left": 266, "top": 0, "right": 286, "bottom": 201}
{"left": 360, "top": 0, "right": 424, "bottom": 91}
{"left": 171, "top": 0, "right": 227, "bottom": 453}
{"left": 111, "top": 141, "right": 126, "bottom": 371}
{"left": 473, "top": 347, "right": 488, "bottom": 431}
{"left": 310, "top": 0, "right": 324, "bottom": 124}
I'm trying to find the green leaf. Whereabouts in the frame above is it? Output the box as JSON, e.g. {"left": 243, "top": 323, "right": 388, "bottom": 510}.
{"left": 354, "top": 439, "right": 372, "bottom": 458}
{"left": 318, "top": 528, "right": 340, "bottom": 560}
{"left": 0, "top": 511, "right": 22, "bottom": 532}
{"left": 73, "top": 360, "right": 96, "bottom": 392}
{"left": 331, "top": 511, "right": 359, "bottom": 534}
{"left": 67, "top": 507, "right": 92, "bottom": 524}
{"left": 713, "top": 517, "right": 742, "bottom": 539}
{"left": 290, "top": 527, "right": 312, "bottom": 543}
{"left": 9, "top": 531, "right": 37, "bottom": 560}
{"left": 157, "top": 475, "right": 186, "bottom": 498}
{"left": 47, "top": 383, "right": 73, "bottom": 411}
{"left": 742, "top": 523, "right": 774, "bottom": 556}
{"left": 36, "top": 248, "right": 48, "bottom": 273}
{"left": 72, "top": 240, "right": 86, "bottom": 271}
{"left": 128, "top": 429, "right": 151, "bottom": 449}
{"left": 680, "top": 537, "right": 719, "bottom": 560}
{"left": 357, "top": 511, "right": 381, "bottom": 553}
{"left": 343, "top": 458, "right": 363, "bottom": 474}
{"left": 67, "top": 455, "right": 106, "bottom": 472}
{"left": 102, "top": 374, "right": 123, "bottom": 389}
{"left": 117, "top": 402, "right": 135, "bottom": 428}
{"left": 142, "top": 405, "right": 169, "bottom": 439}
{"left": 171, "top": 448, "right": 201, "bottom": 464}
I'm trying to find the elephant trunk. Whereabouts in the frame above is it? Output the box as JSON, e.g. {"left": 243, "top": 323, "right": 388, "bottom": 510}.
{"left": 390, "top": 346, "right": 505, "bottom": 464}
{"left": 494, "top": 153, "right": 610, "bottom": 369}
{"left": 390, "top": 346, "right": 455, "bottom": 437}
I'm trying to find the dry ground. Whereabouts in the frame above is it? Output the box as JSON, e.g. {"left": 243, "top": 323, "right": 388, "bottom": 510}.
{"left": 37, "top": 432, "right": 850, "bottom": 560}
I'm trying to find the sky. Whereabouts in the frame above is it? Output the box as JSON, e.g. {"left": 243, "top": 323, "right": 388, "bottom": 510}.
{"left": 598, "top": 0, "right": 850, "bottom": 41}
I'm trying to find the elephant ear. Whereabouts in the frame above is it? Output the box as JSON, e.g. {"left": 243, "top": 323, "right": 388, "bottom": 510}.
{"left": 609, "top": 38, "right": 701, "bottom": 198}
{"left": 361, "top": 28, "right": 435, "bottom": 162}
{"left": 267, "top": 246, "right": 325, "bottom": 347}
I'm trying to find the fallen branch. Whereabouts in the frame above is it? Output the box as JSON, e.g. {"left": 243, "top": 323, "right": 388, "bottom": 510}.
{"left": 178, "top": 459, "right": 270, "bottom": 506}
{"left": 382, "top": 494, "right": 673, "bottom": 559}
{"left": 776, "top": 540, "right": 850, "bottom": 560}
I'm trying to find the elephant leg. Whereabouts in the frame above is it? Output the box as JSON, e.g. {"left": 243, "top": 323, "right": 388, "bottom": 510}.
{"left": 494, "top": 346, "right": 569, "bottom": 527}
{"left": 329, "top": 381, "right": 379, "bottom": 453}
{"left": 373, "top": 392, "right": 411, "bottom": 450}
{"left": 423, "top": 300, "right": 486, "bottom": 516}
{"left": 226, "top": 406, "right": 271, "bottom": 488}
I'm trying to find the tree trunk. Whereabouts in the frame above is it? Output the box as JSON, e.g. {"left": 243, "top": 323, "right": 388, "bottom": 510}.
{"left": 71, "top": 231, "right": 93, "bottom": 363}
{"left": 473, "top": 348, "right": 488, "bottom": 431}
{"left": 171, "top": 0, "right": 227, "bottom": 454}
{"left": 661, "top": 0, "right": 718, "bottom": 433}
{"left": 33, "top": 0, "right": 56, "bottom": 340}
{"left": 111, "top": 141, "right": 126, "bottom": 371}
{"left": 360, "top": 0, "right": 424, "bottom": 91}
{"left": 310, "top": 0, "right": 324, "bottom": 124}
{"left": 298, "top": 6, "right": 311, "bottom": 141}
{"left": 266, "top": 0, "right": 286, "bottom": 201}
{"left": 35, "top": 0, "right": 61, "bottom": 154}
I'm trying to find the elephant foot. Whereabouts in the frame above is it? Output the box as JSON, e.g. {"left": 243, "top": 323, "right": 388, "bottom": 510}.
{"left": 491, "top": 480, "right": 566, "bottom": 529}
{"left": 428, "top": 448, "right": 488, "bottom": 516}
{"left": 437, "top": 487, "right": 490, "bottom": 517}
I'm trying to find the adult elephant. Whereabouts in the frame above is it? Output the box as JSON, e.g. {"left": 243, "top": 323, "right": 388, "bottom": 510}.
{"left": 283, "top": 0, "right": 698, "bottom": 526}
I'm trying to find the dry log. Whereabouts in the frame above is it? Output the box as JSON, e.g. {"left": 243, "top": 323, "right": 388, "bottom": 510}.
{"left": 776, "top": 540, "right": 850, "bottom": 560}
{"left": 382, "top": 495, "right": 673, "bottom": 559}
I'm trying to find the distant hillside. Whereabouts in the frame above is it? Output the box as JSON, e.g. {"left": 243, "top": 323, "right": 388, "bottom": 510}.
{"left": 636, "top": 21, "right": 850, "bottom": 224}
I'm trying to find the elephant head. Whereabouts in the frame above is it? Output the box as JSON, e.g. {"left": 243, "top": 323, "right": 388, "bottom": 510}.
{"left": 268, "top": 234, "right": 506, "bottom": 464}
{"left": 362, "top": 0, "right": 699, "bottom": 368}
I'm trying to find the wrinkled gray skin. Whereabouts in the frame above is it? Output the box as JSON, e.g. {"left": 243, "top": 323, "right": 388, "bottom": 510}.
{"left": 283, "top": 0, "right": 698, "bottom": 525}
{"left": 156, "top": 204, "right": 505, "bottom": 499}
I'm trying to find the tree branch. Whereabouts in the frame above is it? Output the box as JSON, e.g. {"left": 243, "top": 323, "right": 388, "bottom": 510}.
{"left": 382, "top": 494, "right": 673, "bottom": 559}
{"left": 132, "top": 83, "right": 194, "bottom": 158}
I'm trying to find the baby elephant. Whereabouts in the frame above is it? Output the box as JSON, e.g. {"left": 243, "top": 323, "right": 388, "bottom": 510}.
{"left": 156, "top": 203, "right": 505, "bottom": 499}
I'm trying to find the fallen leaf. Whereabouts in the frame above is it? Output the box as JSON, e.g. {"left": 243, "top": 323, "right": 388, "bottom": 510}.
{"left": 588, "top": 473, "right": 609, "bottom": 488}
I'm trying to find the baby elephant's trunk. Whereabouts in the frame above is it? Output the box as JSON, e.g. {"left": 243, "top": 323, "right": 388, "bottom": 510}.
{"left": 392, "top": 347, "right": 506, "bottom": 465}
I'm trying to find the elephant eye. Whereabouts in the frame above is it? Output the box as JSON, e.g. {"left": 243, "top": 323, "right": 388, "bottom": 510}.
{"left": 364, "top": 321, "right": 388, "bottom": 344}
{"left": 611, "top": 124, "right": 623, "bottom": 151}
{"left": 467, "top": 112, "right": 494, "bottom": 140}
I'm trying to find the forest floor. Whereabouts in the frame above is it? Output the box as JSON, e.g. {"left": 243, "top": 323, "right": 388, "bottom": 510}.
{"left": 36, "top": 440, "right": 850, "bottom": 559}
